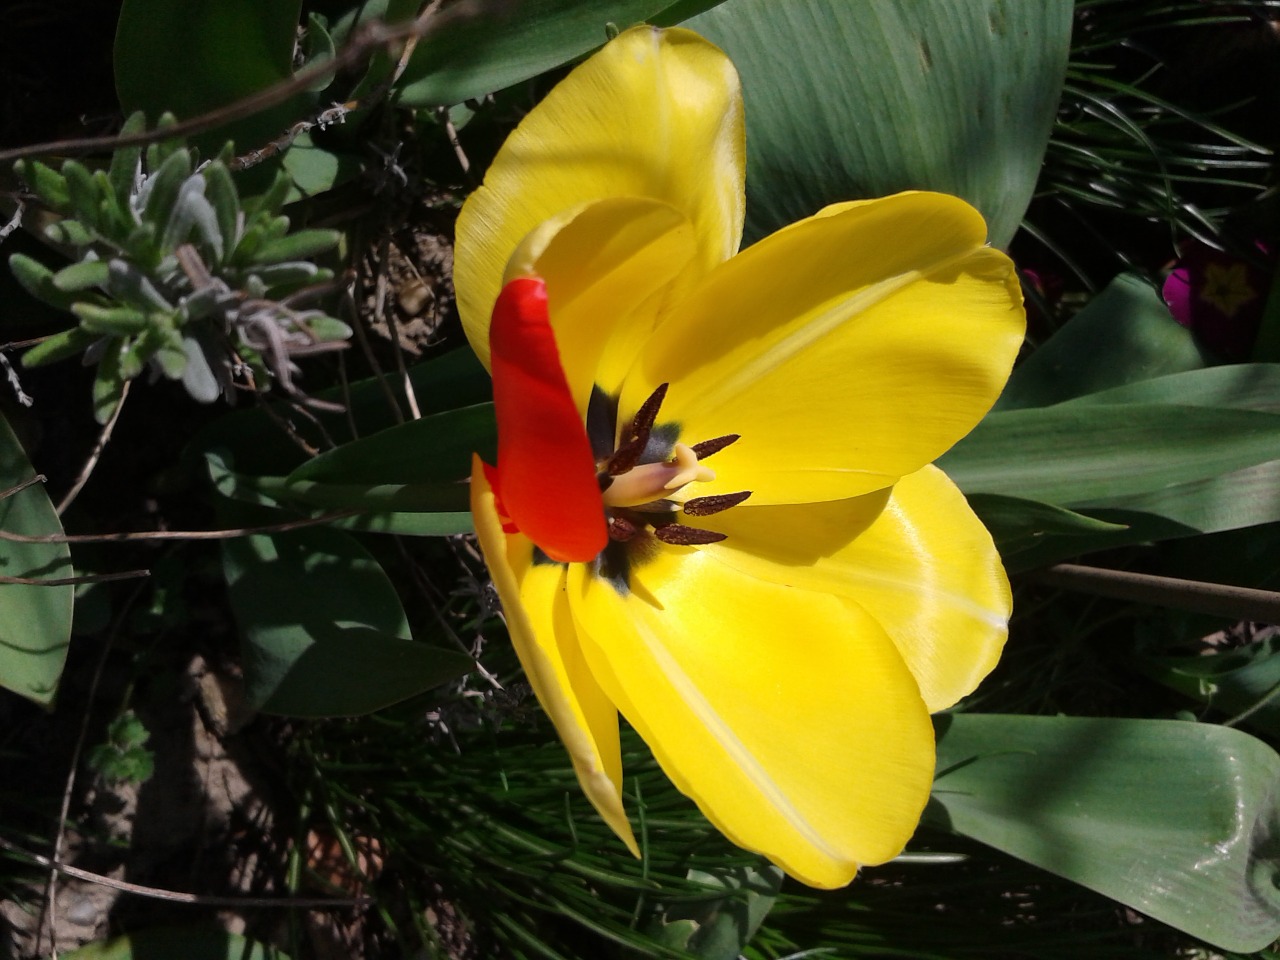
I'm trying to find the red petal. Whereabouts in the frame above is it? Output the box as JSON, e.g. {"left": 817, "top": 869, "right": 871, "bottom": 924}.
{"left": 490, "top": 276, "right": 607, "bottom": 562}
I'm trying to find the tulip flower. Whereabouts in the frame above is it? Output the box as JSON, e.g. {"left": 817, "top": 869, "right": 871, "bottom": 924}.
{"left": 455, "top": 25, "right": 1025, "bottom": 888}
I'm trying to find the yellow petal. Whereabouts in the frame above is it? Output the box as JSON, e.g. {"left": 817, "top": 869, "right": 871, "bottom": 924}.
{"left": 470, "top": 457, "right": 637, "bottom": 853}
{"left": 455, "top": 25, "right": 745, "bottom": 367}
{"left": 701, "top": 465, "right": 1011, "bottom": 712}
{"left": 566, "top": 548, "right": 934, "bottom": 887}
{"left": 511, "top": 197, "right": 697, "bottom": 412}
{"left": 620, "top": 192, "right": 1026, "bottom": 504}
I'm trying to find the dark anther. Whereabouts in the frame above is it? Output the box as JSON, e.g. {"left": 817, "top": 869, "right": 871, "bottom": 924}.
{"left": 607, "top": 382, "right": 670, "bottom": 476}
{"left": 682, "top": 490, "right": 752, "bottom": 517}
{"left": 690, "top": 434, "right": 739, "bottom": 459}
{"left": 606, "top": 436, "right": 645, "bottom": 476}
{"left": 608, "top": 516, "right": 639, "bottom": 542}
{"left": 629, "top": 498, "right": 679, "bottom": 513}
{"left": 653, "top": 524, "right": 728, "bottom": 546}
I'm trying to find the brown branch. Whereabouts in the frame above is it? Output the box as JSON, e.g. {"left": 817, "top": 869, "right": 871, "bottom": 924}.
{"left": 0, "top": 335, "right": 53, "bottom": 352}
{"left": 0, "top": 837, "right": 370, "bottom": 909}
{"left": 0, "top": 510, "right": 356, "bottom": 544}
{"left": 231, "top": 0, "right": 446, "bottom": 171}
{"left": 0, "top": 474, "right": 47, "bottom": 501}
{"left": 0, "top": 569, "right": 149, "bottom": 587}
{"left": 1033, "top": 563, "right": 1280, "bottom": 625}
{"left": 0, "top": 1, "right": 449, "bottom": 167}
{"left": 57, "top": 379, "right": 130, "bottom": 516}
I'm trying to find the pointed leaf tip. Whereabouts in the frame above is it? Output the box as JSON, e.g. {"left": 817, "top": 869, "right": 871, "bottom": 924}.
{"left": 490, "top": 276, "right": 606, "bottom": 562}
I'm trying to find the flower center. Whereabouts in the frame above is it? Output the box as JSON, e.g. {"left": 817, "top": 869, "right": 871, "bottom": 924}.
{"left": 589, "top": 383, "right": 750, "bottom": 551}
{"left": 601, "top": 442, "right": 714, "bottom": 508}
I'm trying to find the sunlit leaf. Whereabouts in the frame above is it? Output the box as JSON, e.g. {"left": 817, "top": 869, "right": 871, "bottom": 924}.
{"left": 942, "top": 403, "right": 1280, "bottom": 505}
{"left": 286, "top": 403, "right": 496, "bottom": 487}
{"left": 687, "top": 0, "right": 1073, "bottom": 248}
{"left": 998, "top": 273, "right": 1211, "bottom": 411}
{"left": 928, "top": 714, "right": 1280, "bottom": 952}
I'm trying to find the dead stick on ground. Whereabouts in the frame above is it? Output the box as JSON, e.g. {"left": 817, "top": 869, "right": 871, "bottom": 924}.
{"left": 57, "top": 380, "right": 130, "bottom": 516}
{"left": 1, "top": 837, "right": 370, "bottom": 909}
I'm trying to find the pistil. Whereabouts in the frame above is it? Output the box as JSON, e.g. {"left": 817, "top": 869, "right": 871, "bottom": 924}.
{"left": 602, "top": 442, "right": 715, "bottom": 508}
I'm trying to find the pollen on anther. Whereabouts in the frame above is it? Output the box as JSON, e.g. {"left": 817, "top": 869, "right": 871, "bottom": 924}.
{"left": 690, "top": 434, "right": 739, "bottom": 459}
{"left": 682, "top": 490, "right": 751, "bottom": 517}
{"left": 653, "top": 524, "right": 728, "bottom": 546}
{"left": 608, "top": 516, "right": 639, "bottom": 541}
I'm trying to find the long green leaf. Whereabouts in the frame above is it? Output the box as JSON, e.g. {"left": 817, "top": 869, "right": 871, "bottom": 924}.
{"left": 1064, "top": 362, "right": 1280, "bottom": 413}
{"left": 0, "top": 417, "right": 74, "bottom": 706}
{"left": 928, "top": 714, "right": 1280, "bottom": 952}
{"left": 687, "top": 0, "right": 1073, "bottom": 248}
{"left": 191, "top": 347, "right": 491, "bottom": 477}
{"left": 286, "top": 402, "right": 496, "bottom": 487}
{"left": 207, "top": 451, "right": 472, "bottom": 536}
{"left": 394, "top": 0, "right": 728, "bottom": 107}
{"left": 942, "top": 403, "right": 1280, "bottom": 505}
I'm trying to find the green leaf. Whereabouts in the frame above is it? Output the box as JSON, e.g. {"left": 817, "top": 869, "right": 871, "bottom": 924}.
{"left": 0, "top": 416, "right": 74, "bottom": 706}
{"left": 281, "top": 131, "right": 363, "bottom": 201}
{"left": 203, "top": 160, "right": 242, "bottom": 264}
{"left": 1064, "top": 362, "right": 1280, "bottom": 413}
{"left": 107, "top": 112, "right": 148, "bottom": 202}
{"left": 62, "top": 161, "right": 101, "bottom": 228}
{"left": 927, "top": 714, "right": 1280, "bottom": 952}
{"left": 52, "top": 259, "right": 110, "bottom": 292}
{"left": 21, "top": 326, "right": 99, "bottom": 368}
{"left": 953, "top": 365, "right": 1280, "bottom": 566}
{"left": 62, "top": 927, "right": 291, "bottom": 960}
{"left": 9, "top": 253, "right": 81, "bottom": 312}
{"left": 300, "top": 12, "right": 336, "bottom": 92}
{"left": 941, "top": 403, "right": 1280, "bottom": 506}
{"left": 287, "top": 402, "right": 496, "bottom": 487}
{"left": 44, "top": 219, "right": 94, "bottom": 248}
{"left": 207, "top": 452, "right": 472, "bottom": 536}
{"left": 191, "top": 347, "right": 492, "bottom": 477}
{"left": 218, "top": 500, "right": 473, "bottom": 717}
{"left": 140, "top": 149, "right": 193, "bottom": 232}
{"left": 966, "top": 493, "right": 1127, "bottom": 557}
{"left": 998, "top": 273, "right": 1212, "bottom": 411}
{"left": 687, "top": 0, "right": 1072, "bottom": 249}
{"left": 14, "top": 159, "right": 70, "bottom": 210}
{"left": 1137, "top": 636, "right": 1280, "bottom": 739}
{"left": 114, "top": 0, "right": 308, "bottom": 155}
{"left": 645, "top": 862, "right": 783, "bottom": 960}
{"left": 266, "top": 479, "right": 472, "bottom": 517}
{"left": 250, "top": 228, "right": 340, "bottom": 264}
{"left": 92, "top": 345, "right": 128, "bottom": 424}
{"left": 395, "top": 0, "right": 728, "bottom": 108}
{"left": 72, "top": 303, "right": 151, "bottom": 336}
{"left": 971, "top": 461, "right": 1280, "bottom": 572}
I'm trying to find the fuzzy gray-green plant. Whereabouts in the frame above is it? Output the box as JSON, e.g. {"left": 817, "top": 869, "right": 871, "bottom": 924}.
{"left": 10, "top": 113, "right": 350, "bottom": 423}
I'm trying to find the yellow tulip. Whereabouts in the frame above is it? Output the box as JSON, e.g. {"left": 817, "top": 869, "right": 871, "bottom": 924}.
{"left": 456, "top": 25, "right": 1025, "bottom": 888}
